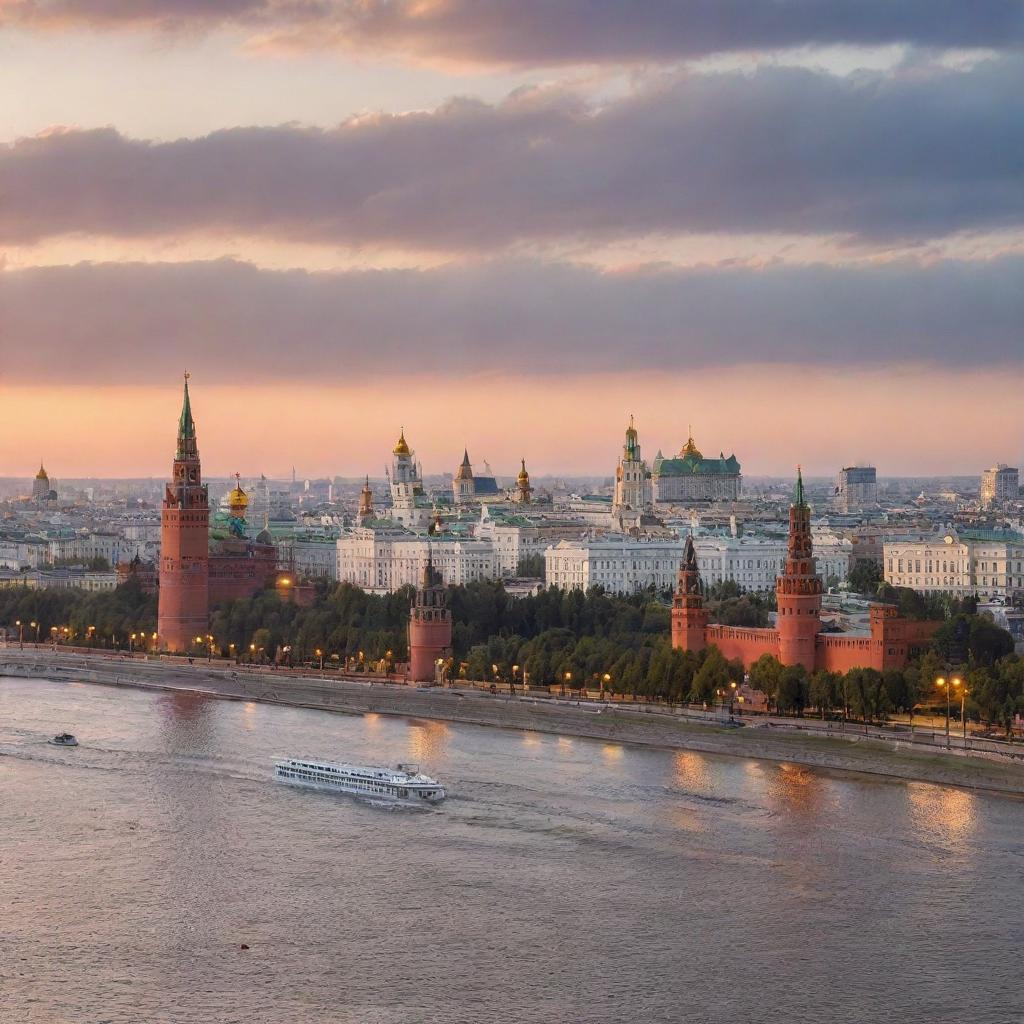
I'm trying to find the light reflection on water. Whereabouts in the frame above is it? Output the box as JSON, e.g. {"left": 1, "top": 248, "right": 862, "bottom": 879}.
{"left": 0, "top": 675, "right": 1021, "bottom": 1024}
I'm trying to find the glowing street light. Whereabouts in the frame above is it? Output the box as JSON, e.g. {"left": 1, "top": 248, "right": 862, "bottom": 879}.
{"left": 936, "top": 676, "right": 963, "bottom": 749}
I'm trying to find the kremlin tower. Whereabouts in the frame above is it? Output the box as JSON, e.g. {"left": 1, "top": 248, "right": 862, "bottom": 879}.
{"left": 775, "top": 467, "right": 822, "bottom": 672}
{"left": 408, "top": 554, "right": 452, "bottom": 683}
{"left": 158, "top": 374, "right": 210, "bottom": 652}
{"left": 358, "top": 476, "right": 374, "bottom": 522}
{"left": 670, "top": 535, "right": 708, "bottom": 653}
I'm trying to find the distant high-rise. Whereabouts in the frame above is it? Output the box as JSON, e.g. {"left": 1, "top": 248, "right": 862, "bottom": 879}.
{"left": 980, "top": 464, "right": 1019, "bottom": 508}
{"left": 835, "top": 466, "right": 877, "bottom": 513}
{"left": 158, "top": 374, "right": 210, "bottom": 652}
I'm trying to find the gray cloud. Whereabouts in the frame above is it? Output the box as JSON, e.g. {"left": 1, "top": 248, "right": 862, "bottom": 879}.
{"left": 3, "top": 1, "right": 1023, "bottom": 63}
{"left": 3, "top": 255, "right": 1021, "bottom": 383}
{"left": 3, "top": 60, "right": 1022, "bottom": 247}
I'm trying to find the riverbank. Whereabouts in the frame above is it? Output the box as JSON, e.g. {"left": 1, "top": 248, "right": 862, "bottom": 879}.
{"left": 4, "top": 648, "right": 1024, "bottom": 796}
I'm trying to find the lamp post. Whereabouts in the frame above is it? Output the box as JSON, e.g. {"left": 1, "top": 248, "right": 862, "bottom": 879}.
{"left": 959, "top": 684, "right": 969, "bottom": 748}
{"left": 562, "top": 671, "right": 571, "bottom": 698}
{"left": 315, "top": 648, "right": 324, "bottom": 671}
{"left": 601, "top": 673, "right": 611, "bottom": 701}
{"left": 729, "top": 680, "right": 738, "bottom": 717}
{"left": 511, "top": 664, "right": 519, "bottom": 696}
{"left": 16, "top": 619, "right": 23, "bottom": 649}
{"left": 31, "top": 620, "right": 39, "bottom": 645}
{"left": 935, "top": 676, "right": 962, "bottom": 750}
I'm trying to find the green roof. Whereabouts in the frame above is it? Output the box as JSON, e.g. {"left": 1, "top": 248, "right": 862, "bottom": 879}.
{"left": 653, "top": 453, "right": 740, "bottom": 477}
{"left": 178, "top": 374, "right": 195, "bottom": 440}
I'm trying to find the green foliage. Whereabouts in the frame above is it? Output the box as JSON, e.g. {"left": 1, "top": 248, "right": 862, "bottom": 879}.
{"left": 846, "top": 560, "right": 883, "bottom": 595}
{"left": 776, "top": 664, "right": 809, "bottom": 715}
{"left": 0, "top": 579, "right": 155, "bottom": 645}
{"left": 514, "top": 554, "right": 546, "bottom": 577}
{"left": 931, "top": 613, "right": 1014, "bottom": 668}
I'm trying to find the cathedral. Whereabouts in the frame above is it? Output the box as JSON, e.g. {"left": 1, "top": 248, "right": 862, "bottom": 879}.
{"left": 652, "top": 431, "right": 742, "bottom": 503}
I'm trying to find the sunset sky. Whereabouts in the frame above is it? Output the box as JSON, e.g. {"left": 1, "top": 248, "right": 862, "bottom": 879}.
{"left": 2, "top": 2, "right": 1022, "bottom": 479}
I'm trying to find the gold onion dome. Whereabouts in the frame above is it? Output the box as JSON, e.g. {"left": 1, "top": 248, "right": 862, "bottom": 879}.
{"left": 680, "top": 435, "right": 703, "bottom": 460}
{"left": 393, "top": 429, "right": 410, "bottom": 456}
{"left": 625, "top": 414, "right": 638, "bottom": 441}
{"left": 228, "top": 475, "right": 248, "bottom": 508}
{"left": 36, "top": 463, "right": 48, "bottom": 480}
{"left": 518, "top": 458, "right": 530, "bottom": 482}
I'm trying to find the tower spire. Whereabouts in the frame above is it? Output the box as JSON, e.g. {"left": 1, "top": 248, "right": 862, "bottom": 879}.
{"left": 795, "top": 464, "right": 805, "bottom": 508}
{"left": 179, "top": 372, "right": 195, "bottom": 440}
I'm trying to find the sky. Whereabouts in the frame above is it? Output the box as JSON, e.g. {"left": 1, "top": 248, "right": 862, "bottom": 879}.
{"left": 1, "top": 2, "right": 1022, "bottom": 479}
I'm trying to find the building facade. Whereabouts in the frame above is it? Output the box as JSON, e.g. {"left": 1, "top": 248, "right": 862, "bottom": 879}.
{"left": 337, "top": 526, "right": 498, "bottom": 592}
{"left": 884, "top": 531, "right": 1024, "bottom": 602}
{"left": 652, "top": 433, "right": 741, "bottom": 503}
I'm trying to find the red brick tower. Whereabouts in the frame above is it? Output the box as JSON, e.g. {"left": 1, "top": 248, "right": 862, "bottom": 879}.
{"left": 408, "top": 554, "right": 452, "bottom": 683}
{"left": 776, "top": 467, "right": 822, "bottom": 672}
{"left": 158, "top": 374, "right": 210, "bottom": 652}
{"left": 671, "top": 535, "right": 708, "bottom": 652}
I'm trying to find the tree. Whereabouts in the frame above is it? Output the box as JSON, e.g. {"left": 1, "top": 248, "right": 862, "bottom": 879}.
{"left": 776, "top": 665, "right": 809, "bottom": 716}
{"left": 847, "top": 560, "right": 883, "bottom": 596}
{"left": 691, "top": 647, "right": 730, "bottom": 704}
{"left": 809, "top": 670, "right": 841, "bottom": 719}
{"left": 749, "top": 654, "right": 783, "bottom": 709}
{"left": 515, "top": 554, "right": 545, "bottom": 578}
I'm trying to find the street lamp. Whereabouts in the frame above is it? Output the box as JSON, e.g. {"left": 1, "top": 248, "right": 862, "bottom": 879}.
{"left": 562, "top": 671, "right": 571, "bottom": 697}
{"left": 935, "top": 676, "right": 962, "bottom": 750}
{"left": 601, "top": 672, "right": 611, "bottom": 700}
{"left": 30, "top": 620, "right": 39, "bottom": 644}
{"left": 315, "top": 648, "right": 324, "bottom": 670}
{"left": 16, "top": 619, "right": 23, "bottom": 648}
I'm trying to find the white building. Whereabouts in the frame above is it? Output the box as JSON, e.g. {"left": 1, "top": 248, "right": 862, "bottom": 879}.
{"left": 611, "top": 417, "right": 654, "bottom": 533}
{"left": 545, "top": 529, "right": 851, "bottom": 596}
{"left": 476, "top": 510, "right": 589, "bottom": 575}
{"left": 980, "top": 464, "right": 1019, "bottom": 508}
{"left": 337, "top": 526, "right": 497, "bottom": 593}
{"left": 884, "top": 530, "right": 1024, "bottom": 601}
{"left": 278, "top": 535, "right": 339, "bottom": 581}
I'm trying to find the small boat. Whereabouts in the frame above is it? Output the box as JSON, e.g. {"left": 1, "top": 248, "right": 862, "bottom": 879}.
{"left": 50, "top": 733, "right": 79, "bottom": 747}
{"left": 275, "top": 758, "right": 445, "bottom": 805}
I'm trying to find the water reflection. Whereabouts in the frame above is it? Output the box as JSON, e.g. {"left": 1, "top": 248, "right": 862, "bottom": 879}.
{"left": 602, "top": 744, "right": 623, "bottom": 762}
{"left": 766, "top": 762, "right": 827, "bottom": 818}
{"left": 406, "top": 719, "right": 450, "bottom": 763}
{"left": 906, "top": 783, "right": 978, "bottom": 851}
{"left": 673, "top": 750, "right": 714, "bottom": 791}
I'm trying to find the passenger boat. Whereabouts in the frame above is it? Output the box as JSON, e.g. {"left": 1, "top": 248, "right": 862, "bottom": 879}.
{"left": 274, "top": 758, "right": 446, "bottom": 805}
{"left": 49, "top": 733, "right": 79, "bottom": 747}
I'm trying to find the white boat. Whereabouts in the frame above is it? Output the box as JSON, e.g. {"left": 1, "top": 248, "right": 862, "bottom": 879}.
{"left": 49, "top": 733, "right": 78, "bottom": 747}
{"left": 274, "top": 758, "right": 446, "bottom": 805}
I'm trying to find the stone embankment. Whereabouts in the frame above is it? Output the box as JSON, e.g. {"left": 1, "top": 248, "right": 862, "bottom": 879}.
{"left": 4, "top": 648, "right": 1024, "bottom": 796}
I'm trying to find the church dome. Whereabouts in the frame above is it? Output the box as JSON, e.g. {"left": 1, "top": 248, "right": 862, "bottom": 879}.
{"left": 518, "top": 458, "right": 530, "bottom": 483}
{"left": 35, "top": 463, "right": 48, "bottom": 480}
{"left": 679, "top": 435, "right": 703, "bottom": 460}
{"left": 393, "top": 429, "right": 410, "bottom": 456}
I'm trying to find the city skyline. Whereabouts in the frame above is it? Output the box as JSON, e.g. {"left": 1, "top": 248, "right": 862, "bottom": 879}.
{"left": 3, "top": 7, "right": 1022, "bottom": 476}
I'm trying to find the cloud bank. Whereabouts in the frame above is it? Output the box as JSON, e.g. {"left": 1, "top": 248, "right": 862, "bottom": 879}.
{"left": 3, "top": 1, "right": 1023, "bottom": 65}
{"left": 4, "top": 59, "right": 1023, "bottom": 250}
{"left": 3, "top": 255, "right": 1020, "bottom": 384}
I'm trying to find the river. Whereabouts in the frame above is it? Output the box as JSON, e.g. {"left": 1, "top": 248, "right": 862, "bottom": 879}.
{"left": 1, "top": 675, "right": 1021, "bottom": 1024}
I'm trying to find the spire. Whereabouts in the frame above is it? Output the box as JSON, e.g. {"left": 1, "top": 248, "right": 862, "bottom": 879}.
{"left": 461, "top": 448, "right": 471, "bottom": 467}
{"left": 683, "top": 533, "right": 698, "bottom": 570}
{"left": 178, "top": 372, "right": 195, "bottom": 441}
{"left": 795, "top": 465, "right": 806, "bottom": 508}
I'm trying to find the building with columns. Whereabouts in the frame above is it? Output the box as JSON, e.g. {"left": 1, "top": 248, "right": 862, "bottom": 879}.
{"left": 670, "top": 471, "right": 940, "bottom": 673}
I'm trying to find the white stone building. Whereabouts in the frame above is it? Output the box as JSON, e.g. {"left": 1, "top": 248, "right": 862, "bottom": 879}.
{"left": 337, "top": 526, "right": 497, "bottom": 593}
{"left": 476, "top": 511, "right": 589, "bottom": 575}
{"left": 884, "top": 531, "right": 1024, "bottom": 601}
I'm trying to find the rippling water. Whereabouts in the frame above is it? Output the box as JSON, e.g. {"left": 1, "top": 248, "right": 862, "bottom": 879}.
{"left": 1, "top": 676, "right": 1022, "bottom": 1024}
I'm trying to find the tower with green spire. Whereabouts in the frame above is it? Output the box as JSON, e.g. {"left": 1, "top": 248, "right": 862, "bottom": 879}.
{"left": 776, "top": 465, "right": 822, "bottom": 672}
{"left": 159, "top": 372, "right": 210, "bottom": 652}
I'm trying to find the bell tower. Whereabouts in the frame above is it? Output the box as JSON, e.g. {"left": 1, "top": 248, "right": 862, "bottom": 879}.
{"left": 157, "top": 373, "right": 210, "bottom": 652}
{"left": 775, "top": 467, "right": 822, "bottom": 672}
{"left": 671, "top": 535, "right": 708, "bottom": 652}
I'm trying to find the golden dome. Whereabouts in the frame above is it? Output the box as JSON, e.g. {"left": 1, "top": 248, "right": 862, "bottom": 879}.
{"left": 228, "top": 474, "right": 248, "bottom": 509}
{"left": 679, "top": 434, "right": 703, "bottom": 460}
{"left": 35, "top": 463, "right": 48, "bottom": 480}
{"left": 517, "top": 458, "right": 530, "bottom": 483}
{"left": 393, "top": 428, "right": 410, "bottom": 456}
